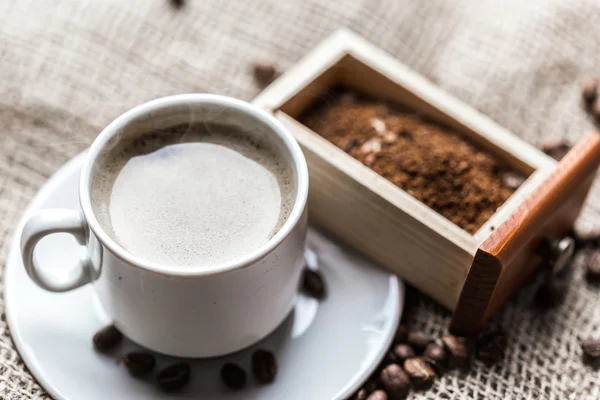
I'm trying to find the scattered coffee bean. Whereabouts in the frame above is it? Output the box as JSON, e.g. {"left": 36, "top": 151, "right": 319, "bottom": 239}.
{"left": 404, "top": 357, "right": 436, "bottom": 389}
{"left": 169, "top": 0, "right": 184, "bottom": 8}
{"left": 366, "top": 390, "right": 388, "bottom": 400}
{"left": 501, "top": 171, "right": 525, "bottom": 190}
{"left": 581, "top": 78, "right": 598, "bottom": 104}
{"left": 441, "top": 335, "right": 469, "bottom": 366}
{"left": 582, "top": 339, "right": 600, "bottom": 360}
{"left": 406, "top": 331, "right": 433, "bottom": 350}
{"left": 581, "top": 338, "right": 600, "bottom": 359}
{"left": 540, "top": 139, "right": 571, "bottom": 161}
{"left": 157, "top": 363, "right": 191, "bottom": 392}
{"left": 380, "top": 363, "right": 410, "bottom": 399}
{"left": 123, "top": 352, "right": 156, "bottom": 377}
{"left": 93, "top": 325, "right": 122, "bottom": 352}
{"left": 585, "top": 249, "right": 600, "bottom": 282}
{"left": 476, "top": 327, "right": 507, "bottom": 364}
{"left": 252, "top": 61, "right": 278, "bottom": 87}
{"left": 593, "top": 99, "right": 600, "bottom": 121}
{"left": 221, "top": 363, "right": 246, "bottom": 390}
{"left": 252, "top": 349, "right": 277, "bottom": 383}
{"left": 394, "top": 324, "right": 408, "bottom": 344}
{"left": 423, "top": 343, "right": 447, "bottom": 370}
{"left": 383, "top": 350, "right": 399, "bottom": 365}
{"left": 302, "top": 268, "right": 326, "bottom": 300}
{"left": 353, "top": 388, "right": 368, "bottom": 400}
{"left": 363, "top": 377, "right": 380, "bottom": 393}
{"left": 403, "top": 286, "right": 419, "bottom": 317}
{"left": 393, "top": 344, "right": 416, "bottom": 361}
{"left": 535, "top": 277, "right": 568, "bottom": 308}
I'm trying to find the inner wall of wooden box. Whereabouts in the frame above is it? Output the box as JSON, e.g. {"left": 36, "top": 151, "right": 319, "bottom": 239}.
{"left": 279, "top": 54, "right": 540, "bottom": 235}
{"left": 281, "top": 54, "right": 537, "bottom": 174}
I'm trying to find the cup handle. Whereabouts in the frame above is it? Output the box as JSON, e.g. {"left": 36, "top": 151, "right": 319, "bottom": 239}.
{"left": 20, "top": 209, "right": 93, "bottom": 292}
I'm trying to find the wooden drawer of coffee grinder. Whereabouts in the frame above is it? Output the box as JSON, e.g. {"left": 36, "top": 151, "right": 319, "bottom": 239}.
{"left": 252, "top": 29, "right": 600, "bottom": 334}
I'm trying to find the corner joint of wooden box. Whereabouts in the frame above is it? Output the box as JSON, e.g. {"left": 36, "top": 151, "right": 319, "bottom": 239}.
{"left": 450, "top": 132, "right": 600, "bottom": 335}
{"left": 449, "top": 249, "right": 502, "bottom": 335}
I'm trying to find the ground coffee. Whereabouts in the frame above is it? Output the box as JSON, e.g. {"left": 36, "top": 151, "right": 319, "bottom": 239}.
{"left": 300, "top": 87, "right": 523, "bottom": 234}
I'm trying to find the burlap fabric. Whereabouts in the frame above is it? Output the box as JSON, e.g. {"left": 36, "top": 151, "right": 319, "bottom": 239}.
{"left": 1, "top": 0, "right": 599, "bottom": 398}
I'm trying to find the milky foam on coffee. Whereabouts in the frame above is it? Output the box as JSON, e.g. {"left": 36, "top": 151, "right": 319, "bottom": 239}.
{"left": 91, "top": 123, "right": 294, "bottom": 268}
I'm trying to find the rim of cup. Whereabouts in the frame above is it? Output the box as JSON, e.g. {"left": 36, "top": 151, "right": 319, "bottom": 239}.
{"left": 79, "top": 94, "right": 309, "bottom": 277}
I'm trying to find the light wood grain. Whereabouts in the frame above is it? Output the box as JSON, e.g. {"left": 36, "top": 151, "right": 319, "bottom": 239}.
{"left": 277, "top": 112, "right": 475, "bottom": 308}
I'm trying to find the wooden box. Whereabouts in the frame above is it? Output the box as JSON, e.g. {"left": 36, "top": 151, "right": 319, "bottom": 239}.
{"left": 252, "top": 29, "right": 600, "bottom": 334}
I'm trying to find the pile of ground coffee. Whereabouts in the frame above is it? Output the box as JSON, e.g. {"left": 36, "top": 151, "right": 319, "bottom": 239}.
{"left": 300, "top": 87, "right": 523, "bottom": 234}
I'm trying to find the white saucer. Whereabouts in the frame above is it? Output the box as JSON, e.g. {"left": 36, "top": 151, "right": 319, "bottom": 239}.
{"left": 4, "top": 153, "right": 403, "bottom": 400}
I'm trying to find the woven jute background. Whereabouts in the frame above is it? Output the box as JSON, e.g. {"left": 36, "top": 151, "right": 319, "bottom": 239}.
{"left": 1, "top": 0, "right": 600, "bottom": 398}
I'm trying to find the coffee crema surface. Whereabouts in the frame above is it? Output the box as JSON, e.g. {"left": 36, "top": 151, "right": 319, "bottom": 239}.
{"left": 91, "top": 123, "right": 294, "bottom": 268}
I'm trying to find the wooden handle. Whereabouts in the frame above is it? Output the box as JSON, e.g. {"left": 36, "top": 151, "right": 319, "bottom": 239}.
{"left": 451, "top": 132, "right": 600, "bottom": 335}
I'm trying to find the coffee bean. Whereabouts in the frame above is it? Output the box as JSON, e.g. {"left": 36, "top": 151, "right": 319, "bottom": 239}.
{"left": 157, "top": 363, "right": 191, "bottom": 392}
{"left": 406, "top": 331, "right": 433, "bottom": 350}
{"left": 366, "top": 390, "right": 388, "bottom": 400}
{"left": 585, "top": 249, "right": 600, "bottom": 282}
{"left": 423, "top": 343, "right": 447, "bottom": 370}
{"left": 123, "top": 352, "right": 156, "bottom": 377}
{"left": 363, "top": 377, "right": 380, "bottom": 393}
{"left": 592, "top": 98, "right": 600, "bottom": 121}
{"left": 221, "top": 363, "right": 246, "bottom": 390}
{"left": 393, "top": 344, "right": 416, "bottom": 361}
{"left": 252, "top": 349, "right": 277, "bottom": 383}
{"left": 383, "top": 350, "right": 399, "bottom": 365}
{"left": 501, "top": 171, "right": 525, "bottom": 191}
{"left": 404, "top": 357, "right": 436, "bottom": 389}
{"left": 352, "top": 388, "right": 368, "bottom": 400}
{"left": 252, "top": 61, "right": 278, "bottom": 87}
{"left": 582, "top": 78, "right": 598, "bottom": 104}
{"left": 441, "top": 335, "right": 469, "bottom": 366}
{"left": 380, "top": 363, "right": 410, "bottom": 399}
{"left": 476, "top": 327, "right": 507, "bottom": 364}
{"left": 394, "top": 324, "right": 408, "bottom": 344}
{"left": 540, "top": 139, "right": 571, "bottom": 161}
{"left": 535, "top": 277, "right": 568, "bottom": 308}
{"left": 581, "top": 338, "right": 600, "bottom": 358}
{"left": 93, "top": 325, "right": 122, "bottom": 352}
{"left": 302, "top": 268, "right": 326, "bottom": 300}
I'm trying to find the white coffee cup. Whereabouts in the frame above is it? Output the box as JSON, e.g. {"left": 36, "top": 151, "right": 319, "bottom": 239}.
{"left": 20, "top": 94, "right": 309, "bottom": 358}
